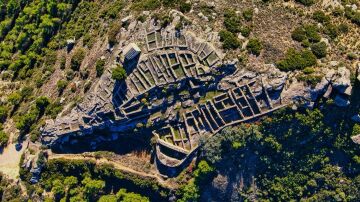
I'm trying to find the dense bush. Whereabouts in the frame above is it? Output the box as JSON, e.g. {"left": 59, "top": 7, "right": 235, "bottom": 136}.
{"left": 246, "top": 38, "right": 262, "bottom": 56}
{"left": 198, "top": 107, "right": 360, "bottom": 201}
{"left": 311, "top": 41, "right": 327, "bottom": 58}
{"left": 312, "top": 10, "right": 330, "bottom": 23}
{"left": 0, "top": 130, "right": 9, "bottom": 147}
{"left": 108, "top": 23, "right": 121, "bottom": 46}
{"left": 35, "top": 96, "right": 50, "bottom": 113}
{"left": 338, "top": 23, "right": 349, "bottom": 34}
{"left": 39, "top": 158, "right": 168, "bottom": 201}
{"left": 15, "top": 107, "right": 39, "bottom": 134}
{"left": 291, "top": 24, "right": 321, "bottom": 43}
{"left": 96, "top": 59, "right": 106, "bottom": 77}
{"left": 100, "top": 1, "right": 125, "bottom": 19}
{"left": 177, "top": 160, "right": 215, "bottom": 202}
{"left": 219, "top": 30, "right": 241, "bottom": 50}
{"left": 0, "top": 0, "right": 80, "bottom": 80}
{"left": 276, "top": 48, "right": 317, "bottom": 71}
{"left": 240, "top": 26, "right": 252, "bottom": 37}
{"left": 345, "top": 7, "right": 360, "bottom": 26}
{"left": 0, "top": 106, "right": 8, "bottom": 123}
{"left": 56, "top": 80, "right": 68, "bottom": 93}
{"left": 179, "top": 2, "right": 192, "bottom": 13}
{"left": 295, "top": 0, "right": 316, "bottom": 6}
{"left": 160, "top": 15, "right": 172, "bottom": 28}
{"left": 324, "top": 23, "right": 339, "bottom": 39}
{"left": 7, "top": 92, "right": 22, "bottom": 106}
{"left": 45, "top": 99, "right": 63, "bottom": 119}
{"left": 112, "top": 65, "right": 127, "bottom": 81}
{"left": 243, "top": 9, "right": 253, "bottom": 21}
{"left": 20, "top": 87, "right": 34, "bottom": 101}
{"left": 70, "top": 48, "right": 85, "bottom": 71}
{"left": 223, "top": 9, "right": 242, "bottom": 33}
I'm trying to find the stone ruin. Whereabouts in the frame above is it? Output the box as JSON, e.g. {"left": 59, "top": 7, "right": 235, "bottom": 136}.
{"left": 41, "top": 23, "right": 353, "bottom": 176}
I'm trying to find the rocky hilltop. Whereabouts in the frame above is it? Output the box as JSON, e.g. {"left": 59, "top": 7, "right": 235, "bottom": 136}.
{"left": 41, "top": 15, "right": 353, "bottom": 175}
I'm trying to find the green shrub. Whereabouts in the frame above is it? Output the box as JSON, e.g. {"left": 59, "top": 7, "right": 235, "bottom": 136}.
{"left": 96, "top": 59, "right": 106, "bottom": 77}
{"left": 345, "top": 7, "right": 360, "bottom": 25}
{"left": 219, "top": 30, "right": 241, "bottom": 50}
{"left": 0, "top": 106, "right": 8, "bottom": 123}
{"left": 246, "top": 38, "right": 262, "bottom": 56}
{"left": 312, "top": 11, "right": 330, "bottom": 23}
{"left": 108, "top": 23, "right": 120, "bottom": 46}
{"left": 224, "top": 9, "right": 242, "bottom": 33}
{"left": 162, "top": 0, "right": 177, "bottom": 7}
{"left": 71, "top": 48, "right": 85, "bottom": 71}
{"left": 277, "top": 48, "right": 317, "bottom": 71}
{"left": 338, "top": 23, "right": 349, "bottom": 34}
{"left": 15, "top": 108, "right": 39, "bottom": 133}
{"left": 52, "top": 179, "right": 65, "bottom": 200}
{"left": 0, "top": 130, "right": 9, "bottom": 147}
{"left": 7, "top": 92, "right": 22, "bottom": 106}
{"left": 240, "top": 26, "right": 252, "bottom": 37}
{"left": 98, "top": 195, "right": 118, "bottom": 202}
{"left": 20, "top": 86, "right": 34, "bottom": 101}
{"left": 297, "top": 73, "right": 322, "bottom": 87}
{"left": 137, "top": 15, "right": 147, "bottom": 23}
{"left": 30, "top": 130, "right": 41, "bottom": 143}
{"left": 243, "top": 9, "right": 253, "bottom": 21}
{"left": 112, "top": 65, "right": 127, "bottom": 81}
{"left": 347, "top": 52, "right": 357, "bottom": 60}
{"left": 311, "top": 42, "right": 327, "bottom": 58}
{"left": 57, "top": 80, "right": 68, "bottom": 93}
{"left": 324, "top": 23, "right": 339, "bottom": 39}
{"left": 66, "top": 69, "right": 75, "bottom": 80}
{"left": 116, "top": 188, "right": 150, "bottom": 202}
{"left": 332, "top": 7, "right": 344, "bottom": 16}
{"left": 291, "top": 24, "right": 321, "bottom": 43}
{"left": 101, "top": 1, "right": 125, "bottom": 19}
{"left": 179, "top": 2, "right": 192, "bottom": 13}
{"left": 295, "top": 0, "right": 316, "bottom": 6}
{"left": 45, "top": 100, "right": 63, "bottom": 119}
{"left": 303, "top": 67, "right": 315, "bottom": 74}
{"left": 160, "top": 15, "right": 172, "bottom": 28}
{"left": 352, "top": 124, "right": 360, "bottom": 136}
{"left": 35, "top": 96, "right": 50, "bottom": 112}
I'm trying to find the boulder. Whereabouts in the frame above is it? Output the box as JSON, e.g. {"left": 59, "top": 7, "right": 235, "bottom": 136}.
{"left": 310, "top": 77, "right": 330, "bottom": 101}
{"left": 332, "top": 67, "right": 351, "bottom": 94}
{"left": 351, "top": 134, "right": 360, "bottom": 145}
{"left": 121, "top": 15, "right": 133, "bottom": 24}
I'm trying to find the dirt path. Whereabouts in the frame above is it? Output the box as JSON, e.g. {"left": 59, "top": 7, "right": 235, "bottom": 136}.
{"left": 49, "top": 154, "right": 175, "bottom": 189}
{"left": 0, "top": 140, "right": 28, "bottom": 180}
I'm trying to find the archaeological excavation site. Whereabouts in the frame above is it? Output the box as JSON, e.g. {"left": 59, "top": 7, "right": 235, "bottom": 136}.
{"left": 41, "top": 17, "right": 353, "bottom": 177}
{"left": 1, "top": 0, "right": 359, "bottom": 201}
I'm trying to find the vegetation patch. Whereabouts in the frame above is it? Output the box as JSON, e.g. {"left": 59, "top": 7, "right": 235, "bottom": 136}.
{"left": 246, "top": 38, "right": 263, "bottom": 56}
{"left": 36, "top": 158, "right": 169, "bottom": 201}
{"left": 276, "top": 48, "right": 317, "bottom": 71}
{"left": 219, "top": 30, "right": 241, "bottom": 50}
{"left": 112, "top": 65, "right": 127, "bottom": 81}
